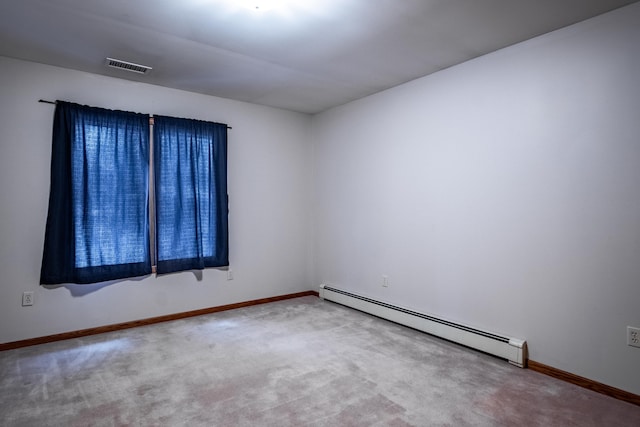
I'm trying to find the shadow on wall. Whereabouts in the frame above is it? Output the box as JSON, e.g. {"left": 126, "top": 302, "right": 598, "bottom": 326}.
{"left": 41, "top": 269, "right": 210, "bottom": 296}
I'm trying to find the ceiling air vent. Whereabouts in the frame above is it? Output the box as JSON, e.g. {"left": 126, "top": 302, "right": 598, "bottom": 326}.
{"left": 105, "top": 57, "right": 152, "bottom": 74}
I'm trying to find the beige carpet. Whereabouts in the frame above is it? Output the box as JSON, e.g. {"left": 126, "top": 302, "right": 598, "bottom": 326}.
{"left": 1, "top": 296, "right": 639, "bottom": 426}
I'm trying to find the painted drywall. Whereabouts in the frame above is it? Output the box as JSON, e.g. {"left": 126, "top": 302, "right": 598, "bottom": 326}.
{"left": 0, "top": 56, "right": 313, "bottom": 343}
{"left": 312, "top": 3, "right": 640, "bottom": 394}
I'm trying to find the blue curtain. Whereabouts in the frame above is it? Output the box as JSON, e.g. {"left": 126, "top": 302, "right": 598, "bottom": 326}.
{"left": 40, "top": 102, "right": 151, "bottom": 284}
{"left": 153, "top": 115, "right": 228, "bottom": 274}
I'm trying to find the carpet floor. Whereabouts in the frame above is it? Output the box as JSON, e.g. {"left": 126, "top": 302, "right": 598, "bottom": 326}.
{"left": 1, "top": 296, "right": 639, "bottom": 426}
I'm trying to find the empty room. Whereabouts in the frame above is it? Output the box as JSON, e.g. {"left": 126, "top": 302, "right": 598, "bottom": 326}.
{"left": 1, "top": 0, "right": 639, "bottom": 425}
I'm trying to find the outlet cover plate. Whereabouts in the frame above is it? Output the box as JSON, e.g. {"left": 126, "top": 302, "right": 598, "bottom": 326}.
{"left": 628, "top": 326, "right": 640, "bottom": 348}
{"left": 382, "top": 275, "right": 389, "bottom": 287}
{"left": 22, "top": 291, "right": 34, "bottom": 306}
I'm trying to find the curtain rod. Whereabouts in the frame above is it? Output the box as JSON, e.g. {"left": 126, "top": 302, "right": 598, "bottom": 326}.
{"left": 38, "top": 99, "right": 233, "bottom": 129}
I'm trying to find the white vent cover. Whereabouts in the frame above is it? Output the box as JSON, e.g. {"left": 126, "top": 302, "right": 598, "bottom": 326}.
{"left": 105, "top": 57, "right": 152, "bottom": 74}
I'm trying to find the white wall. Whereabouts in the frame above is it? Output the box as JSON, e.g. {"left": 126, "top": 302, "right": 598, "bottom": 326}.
{"left": 0, "top": 56, "right": 313, "bottom": 343}
{"left": 312, "top": 3, "right": 640, "bottom": 394}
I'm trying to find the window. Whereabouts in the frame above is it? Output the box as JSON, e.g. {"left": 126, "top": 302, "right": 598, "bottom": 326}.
{"left": 40, "top": 102, "right": 228, "bottom": 285}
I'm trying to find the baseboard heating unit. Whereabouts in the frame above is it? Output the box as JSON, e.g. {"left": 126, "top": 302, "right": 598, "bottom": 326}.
{"left": 319, "top": 285, "right": 527, "bottom": 367}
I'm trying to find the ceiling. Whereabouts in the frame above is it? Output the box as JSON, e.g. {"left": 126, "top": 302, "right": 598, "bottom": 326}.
{"left": 0, "top": 0, "right": 637, "bottom": 114}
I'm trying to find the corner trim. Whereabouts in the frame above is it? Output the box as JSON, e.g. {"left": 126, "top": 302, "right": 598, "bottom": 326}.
{"left": 528, "top": 360, "right": 640, "bottom": 407}
{"left": 0, "top": 290, "right": 319, "bottom": 351}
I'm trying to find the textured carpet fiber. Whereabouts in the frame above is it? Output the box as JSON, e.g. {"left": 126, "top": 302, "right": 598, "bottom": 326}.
{"left": 1, "top": 296, "right": 639, "bottom": 426}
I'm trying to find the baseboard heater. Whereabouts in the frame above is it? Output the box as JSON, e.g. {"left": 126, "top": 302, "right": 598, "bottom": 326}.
{"left": 319, "top": 285, "right": 527, "bottom": 368}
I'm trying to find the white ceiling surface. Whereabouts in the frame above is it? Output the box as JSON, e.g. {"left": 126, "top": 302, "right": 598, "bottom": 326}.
{"left": 0, "top": 0, "right": 637, "bottom": 114}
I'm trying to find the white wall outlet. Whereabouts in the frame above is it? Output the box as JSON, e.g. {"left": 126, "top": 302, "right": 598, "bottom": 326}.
{"left": 382, "top": 275, "right": 389, "bottom": 287}
{"left": 628, "top": 326, "right": 640, "bottom": 348}
{"left": 227, "top": 269, "right": 234, "bottom": 281}
{"left": 22, "top": 291, "right": 34, "bottom": 306}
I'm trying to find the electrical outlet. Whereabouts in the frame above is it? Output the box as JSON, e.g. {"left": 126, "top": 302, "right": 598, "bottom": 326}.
{"left": 227, "top": 269, "right": 234, "bottom": 281}
{"left": 382, "top": 275, "right": 389, "bottom": 287}
{"left": 22, "top": 292, "right": 34, "bottom": 306}
{"left": 628, "top": 326, "right": 640, "bottom": 348}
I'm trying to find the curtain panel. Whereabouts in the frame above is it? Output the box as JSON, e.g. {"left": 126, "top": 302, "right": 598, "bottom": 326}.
{"left": 40, "top": 102, "right": 151, "bottom": 284}
{"left": 153, "top": 115, "right": 229, "bottom": 274}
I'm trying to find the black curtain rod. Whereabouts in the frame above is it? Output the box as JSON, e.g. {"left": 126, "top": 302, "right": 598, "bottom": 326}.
{"left": 38, "top": 99, "right": 233, "bottom": 129}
